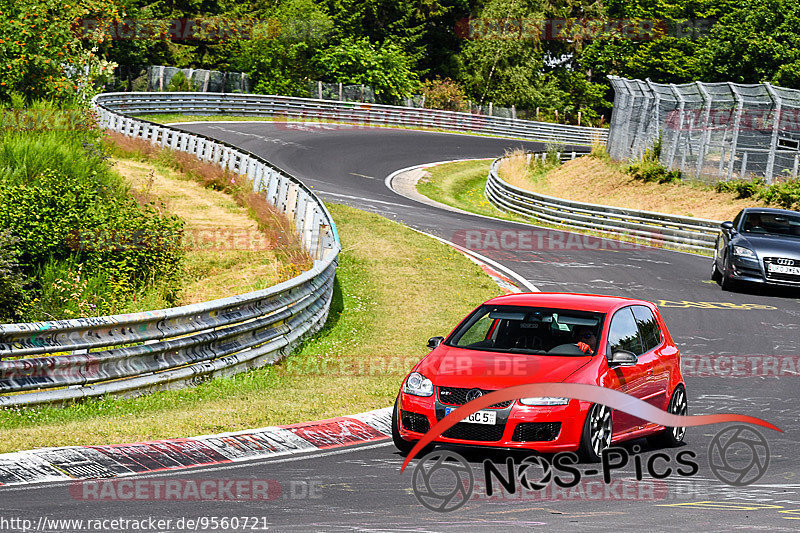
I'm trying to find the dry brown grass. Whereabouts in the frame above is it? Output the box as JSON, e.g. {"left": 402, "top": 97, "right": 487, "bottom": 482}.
{"left": 106, "top": 132, "right": 311, "bottom": 283}
{"left": 501, "top": 155, "right": 766, "bottom": 220}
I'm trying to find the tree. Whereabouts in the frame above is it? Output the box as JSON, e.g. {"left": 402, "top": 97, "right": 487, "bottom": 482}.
{"left": 313, "top": 37, "right": 419, "bottom": 102}
{"left": 698, "top": 0, "right": 800, "bottom": 87}
{"left": 0, "top": 0, "right": 120, "bottom": 103}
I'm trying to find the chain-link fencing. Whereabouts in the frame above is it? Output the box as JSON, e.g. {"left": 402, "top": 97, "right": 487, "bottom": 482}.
{"left": 608, "top": 76, "right": 800, "bottom": 184}
{"left": 146, "top": 66, "right": 251, "bottom": 93}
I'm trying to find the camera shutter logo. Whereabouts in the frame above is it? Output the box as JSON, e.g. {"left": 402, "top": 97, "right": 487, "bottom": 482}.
{"left": 412, "top": 450, "right": 473, "bottom": 512}
{"left": 708, "top": 425, "right": 770, "bottom": 486}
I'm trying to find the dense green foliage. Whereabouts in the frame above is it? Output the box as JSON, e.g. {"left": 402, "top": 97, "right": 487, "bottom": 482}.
{"left": 4, "top": 0, "right": 800, "bottom": 120}
{"left": 0, "top": 126, "right": 184, "bottom": 321}
{"left": 625, "top": 137, "right": 682, "bottom": 183}
{"left": 715, "top": 179, "right": 800, "bottom": 210}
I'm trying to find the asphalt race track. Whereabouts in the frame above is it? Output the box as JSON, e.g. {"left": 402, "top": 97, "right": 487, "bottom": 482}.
{"left": 3, "top": 121, "right": 800, "bottom": 531}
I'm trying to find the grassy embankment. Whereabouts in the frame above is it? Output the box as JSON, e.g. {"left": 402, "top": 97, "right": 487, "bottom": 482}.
{"left": 0, "top": 151, "right": 503, "bottom": 451}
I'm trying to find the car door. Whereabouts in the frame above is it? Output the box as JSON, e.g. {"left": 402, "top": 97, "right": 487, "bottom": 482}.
{"left": 632, "top": 305, "right": 669, "bottom": 415}
{"left": 604, "top": 306, "right": 651, "bottom": 434}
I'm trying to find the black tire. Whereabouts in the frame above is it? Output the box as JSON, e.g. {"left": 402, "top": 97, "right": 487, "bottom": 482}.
{"left": 720, "top": 255, "right": 737, "bottom": 291}
{"left": 391, "top": 396, "right": 416, "bottom": 455}
{"left": 577, "top": 403, "right": 612, "bottom": 463}
{"left": 648, "top": 385, "right": 688, "bottom": 448}
{"left": 711, "top": 255, "right": 722, "bottom": 283}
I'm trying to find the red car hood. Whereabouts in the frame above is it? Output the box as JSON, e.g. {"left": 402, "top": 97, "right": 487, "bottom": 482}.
{"left": 415, "top": 345, "right": 593, "bottom": 390}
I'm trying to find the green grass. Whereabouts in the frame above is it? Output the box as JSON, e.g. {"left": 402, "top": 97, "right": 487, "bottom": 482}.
{"left": 0, "top": 203, "right": 503, "bottom": 453}
{"left": 416, "top": 159, "right": 532, "bottom": 223}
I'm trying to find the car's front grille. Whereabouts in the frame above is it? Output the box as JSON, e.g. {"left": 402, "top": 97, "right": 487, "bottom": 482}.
{"left": 400, "top": 411, "right": 430, "bottom": 433}
{"left": 511, "top": 422, "right": 561, "bottom": 442}
{"left": 442, "top": 422, "right": 505, "bottom": 442}
{"left": 437, "top": 387, "right": 513, "bottom": 408}
{"left": 764, "top": 257, "right": 800, "bottom": 283}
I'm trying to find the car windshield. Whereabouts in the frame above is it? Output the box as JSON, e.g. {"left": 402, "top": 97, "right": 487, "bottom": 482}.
{"left": 446, "top": 305, "right": 604, "bottom": 356}
{"left": 742, "top": 212, "right": 800, "bottom": 238}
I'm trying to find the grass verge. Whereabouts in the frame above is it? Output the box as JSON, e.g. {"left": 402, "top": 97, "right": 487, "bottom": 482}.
{"left": 0, "top": 204, "right": 503, "bottom": 453}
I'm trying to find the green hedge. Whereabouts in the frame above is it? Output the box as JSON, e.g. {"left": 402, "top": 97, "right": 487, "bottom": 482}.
{"left": 0, "top": 129, "right": 184, "bottom": 322}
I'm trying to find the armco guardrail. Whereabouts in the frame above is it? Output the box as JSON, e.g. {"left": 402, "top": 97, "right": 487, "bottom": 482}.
{"left": 485, "top": 153, "right": 721, "bottom": 253}
{"left": 0, "top": 95, "right": 340, "bottom": 408}
{"left": 96, "top": 91, "right": 607, "bottom": 146}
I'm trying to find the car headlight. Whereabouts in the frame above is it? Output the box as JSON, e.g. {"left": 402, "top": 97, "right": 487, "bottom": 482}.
{"left": 518, "top": 397, "right": 570, "bottom": 406}
{"left": 403, "top": 372, "right": 433, "bottom": 397}
{"left": 733, "top": 246, "right": 756, "bottom": 259}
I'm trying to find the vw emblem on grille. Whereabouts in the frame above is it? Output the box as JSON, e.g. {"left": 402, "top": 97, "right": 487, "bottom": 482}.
{"left": 776, "top": 258, "right": 795, "bottom": 266}
{"left": 465, "top": 388, "right": 484, "bottom": 402}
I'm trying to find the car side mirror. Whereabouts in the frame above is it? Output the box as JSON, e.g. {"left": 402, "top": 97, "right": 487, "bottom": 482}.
{"left": 721, "top": 221, "right": 735, "bottom": 233}
{"left": 609, "top": 350, "right": 637, "bottom": 366}
{"left": 427, "top": 336, "right": 444, "bottom": 349}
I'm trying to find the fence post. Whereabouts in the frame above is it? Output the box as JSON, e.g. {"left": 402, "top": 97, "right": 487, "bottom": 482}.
{"left": 740, "top": 151, "right": 748, "bottom": 179}
{"left": 317, "top": 81, "right": 322, "bottom": 100}
{"left": 338, "top": 82, "right": 342, "bottom": 101}
{"left": 667, "top": 84, "right": 685, "bottom": 170}
{"left": 694, "top": 81, "right": 712, "bottom": 179}
{"left": 794, "top": 154, "right": 799, "bottom": 180}
{"left": 727, "top": 84, "right": 744, "bottom": 181}
{"left": 763, "top": 82, "right": 782, "bottom": 185}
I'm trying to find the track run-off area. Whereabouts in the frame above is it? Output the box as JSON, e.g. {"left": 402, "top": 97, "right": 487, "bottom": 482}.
{"left": 3, "top": 121, "right": 800, "bottom": 531}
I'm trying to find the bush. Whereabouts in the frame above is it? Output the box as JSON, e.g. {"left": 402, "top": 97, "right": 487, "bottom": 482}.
{"left": 420, "top": 78, "right": 468, "bottom": 111}
{"left": 166, "top": 71, "right": 192, "bottom": 92}
{"left": 0, "top": 232, "right": 26, "bottom": 322}
{"left": 716, "top": 178, "right": 800, "bottom": 210}
{"left": 625, "top": 136, "right": 681, "bottom": 184}
{"left": 0, "top": 128, "right": 185, "bottom": 321}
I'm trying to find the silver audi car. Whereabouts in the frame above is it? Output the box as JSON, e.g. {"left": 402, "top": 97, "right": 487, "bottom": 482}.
{"left": 712, "top": 207, "right": 800, "bottom": 291}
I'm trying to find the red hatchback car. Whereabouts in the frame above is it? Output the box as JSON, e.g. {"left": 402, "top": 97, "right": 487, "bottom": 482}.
{"left": 393, "top": 293, "right": 687, "bottom": 461}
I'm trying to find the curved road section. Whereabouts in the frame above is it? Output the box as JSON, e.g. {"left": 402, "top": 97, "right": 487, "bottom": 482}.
{"left": 2, "top": 121, "right": 798, "bottom": 531}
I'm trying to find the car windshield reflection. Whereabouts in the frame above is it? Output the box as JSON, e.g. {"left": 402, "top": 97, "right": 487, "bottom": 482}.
{"left": 446, "top": 305, "right": 604, "bottom": 356}
{"left": 742, "top": 212, "right": 800, "bottom": 238}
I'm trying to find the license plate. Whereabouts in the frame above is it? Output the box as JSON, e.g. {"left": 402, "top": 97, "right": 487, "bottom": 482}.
{"left": 445, "top": 407, "right": 496, "bottom": 425}
{"left": 768, "top": 263, "right": 800, "bottom": 275}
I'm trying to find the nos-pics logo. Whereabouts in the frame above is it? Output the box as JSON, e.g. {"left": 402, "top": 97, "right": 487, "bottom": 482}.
{"left": 411, "top": 424, "right": 770, "bottom": 512}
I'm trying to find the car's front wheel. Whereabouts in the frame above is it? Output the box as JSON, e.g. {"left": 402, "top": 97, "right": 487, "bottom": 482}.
{"left": 578, "top": 403, "right": 612, "bottom": 462}
{"left": 391, "top": 396, "right": 416, "bottom": 455}
{"left": 719, "top": 255, "right": 737, "bottom": 291}
{"left": 649, "top": 385, "right": 687, "bottom": 448}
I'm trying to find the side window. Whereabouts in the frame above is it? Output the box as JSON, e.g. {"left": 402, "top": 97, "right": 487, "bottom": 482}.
{"left": 732, "top": 212, "right": 742, "bottom": 231}
{"left": 632, "top": 306, "right": 661, "bottom": 353}
{"left": 607, "top": 307, "right": 643, "bottom": 356}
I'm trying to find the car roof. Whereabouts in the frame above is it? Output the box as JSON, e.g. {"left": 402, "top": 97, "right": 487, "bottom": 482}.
{"left": 741, "top": 207, "right": 800, "bottom": 216}
{"left": 482, "top": 292, "right": 649, "bottom": 313}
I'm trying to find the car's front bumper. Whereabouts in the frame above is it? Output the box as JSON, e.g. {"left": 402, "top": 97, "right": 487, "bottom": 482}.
{"left": 730, "top": 255, "right": 800, "bottom": 286}
{"left": 397, "top": 392, "right": 586, "bottom": 452}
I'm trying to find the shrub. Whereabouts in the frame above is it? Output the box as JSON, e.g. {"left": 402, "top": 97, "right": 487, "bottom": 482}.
{"left": 625, "top": 136, "right": 681, "bottom": 184}
{"left": 420, "top": 78, "right": 468, "bottom": 112}
{"left": 716, "top": 178, "right": 800, "bottom": 210}
{"left": 0, "top": 231, "right": 27, "bottom": 322}
{"left": 167, "top": 71, "right": 193, "bottom": 92}
{"left": 0, "top": 128, "right": 185, "bottom": 321}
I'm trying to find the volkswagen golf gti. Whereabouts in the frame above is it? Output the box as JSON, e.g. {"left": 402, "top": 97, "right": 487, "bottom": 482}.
{"left": 392, "top": 293, "right": 687, "bottom": 462}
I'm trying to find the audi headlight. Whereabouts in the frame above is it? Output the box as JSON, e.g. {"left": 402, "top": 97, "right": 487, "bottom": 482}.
{"left": 403, "top": 372, "right": 433, "bottom": 397}
{"left": 519, "top": 397, "right": 570, "bottom": 406}
{"left": 733, "top": 246, "right": 756, "bottom": 259}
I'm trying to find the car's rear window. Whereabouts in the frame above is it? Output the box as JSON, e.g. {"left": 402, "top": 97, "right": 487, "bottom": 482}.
{"left": 446, "top": 305, "right": 605, "bottom": 356}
